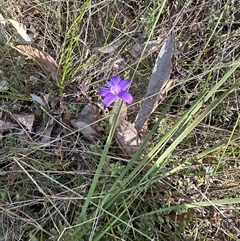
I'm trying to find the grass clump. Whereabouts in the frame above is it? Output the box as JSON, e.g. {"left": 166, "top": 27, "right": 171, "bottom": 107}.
{"left": 0, "top": 0, "right": 240, "bottom": 241}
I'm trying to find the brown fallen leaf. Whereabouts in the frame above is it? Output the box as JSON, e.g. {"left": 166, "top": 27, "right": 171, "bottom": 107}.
{"left": 153, "top": 78, "right": 178, "bottom": 113}
{"left": 71, "top": 120, "right": 100, "bottom": 142}
{"left": 130, "top": 39, "right": 161, "bottom": 59}
{"left": 92, "top": 38, "right": 126, "bottom": 53}
{"left": 14, "top": 45, "right": 61, "bottom": 81}
{"left": 13, "top": 113, "right": 35, "bottom": 132}
{"left": 0, "top": 120, "right": 18, "bottom": 140}
{"left": 71, "top": 103, "right": 104, "bottom": 141}
{"left": 41, "top": 119, "right": 55, "bottom": 144}
{"left": 79, "top": 103, "right": 101, "bottom": 125}
{"left": 115, "top": 120, "right": 141, "bottom": 157}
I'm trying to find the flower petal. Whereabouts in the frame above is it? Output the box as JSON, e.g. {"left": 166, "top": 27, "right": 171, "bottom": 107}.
{"left": 103, "top": 93, "right": 117, "bottom": 106}
{"left": 109, "top": 75, "right": 121, "bottom": 86}
{"left": 118, "top": 91, "right": 133, "bottom": 104}
{"left": 118, "top": 79, "right": 131, "bottom": 90}
{"left": 99, "top": 87, "right": 111, "bottom": 97}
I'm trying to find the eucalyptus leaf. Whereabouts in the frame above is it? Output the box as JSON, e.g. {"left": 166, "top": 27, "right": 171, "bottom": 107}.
{"left": 30, "top": 94, "right": 46, "bottom": 106}
{"left": 0, "top": 14, "right": 6, "bottom": 44}
{"left": 0, "top": 14, "right": 6, "bottom": 26}
{"left": 134, "top": 31, "right": 175, "bottom": 132}
{"left": 130, "top": 39, "right": 161, "bottom": 58}
{"left": 8, "top": 19, "right": 32, "bottom": 44}
{"left": 92, "top": 38, "right": 126, "bottom": 53}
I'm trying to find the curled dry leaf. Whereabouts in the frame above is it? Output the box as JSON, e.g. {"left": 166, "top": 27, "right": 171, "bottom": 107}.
{"left": 13, "top": 113, "right": 35, "bottom": 132}
{"left": 14, "top": 45, "right": 61, "bottom": 81}
{"left": 115, "top": 120, "right": 141, "bottom": 157}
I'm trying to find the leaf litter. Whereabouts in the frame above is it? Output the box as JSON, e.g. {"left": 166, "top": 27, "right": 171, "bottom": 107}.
{"left": 0, "top": 18, "right": 176, "bottom": 158}
{"left": 40, "top": 119, "right": 56, "bottom": 144}
{"left": 13, "top": 113, "right": 35, "bottom": 132}
{"left": 115, "top": 120, "right": 141, "bottom": 157}
{"left": 0, "top": 14, "right": 175, "bottom": 157}
{"left": 1, "top": 2, "right": 240, "bottom": 240}
{"left": 14, "top": 45, "right": 61, "bottom": 81}
{"left": 0, "top": 120, "right": 18, "bottom": 140}
{"left": 30, "top": 94, "right": 46, "bottom": 107}
{"left": 134, "top": 31, "right": 176, "bottom": 132}
{"left": 8, "top": 19, "right": 32, "bottom": 44}
{"left": 0, "top": 15, "right": 61, "bottom": 82}
{"left": 71, "top": 103, "right": 104, "bottom": 142}
{"left": 92, "top": 37, "right": 126, "bottom": 54}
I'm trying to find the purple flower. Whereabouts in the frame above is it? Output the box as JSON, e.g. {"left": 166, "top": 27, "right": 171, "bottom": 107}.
{"left": 99, "top": 75, "right": 133, "bottom": 107}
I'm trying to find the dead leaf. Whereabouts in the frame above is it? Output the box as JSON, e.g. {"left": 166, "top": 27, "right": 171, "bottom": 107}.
{"left": 92, "top": 38, "right": 126, "bottom": 53}
{"left": 79, "top": 104, "right": 101, "bottom": 124}
{"left": 71, "top": 120, "right": 100, "bottom": 142}
{"left": 30, "top": 94, "right": 46, "bottom": 107}
{"left": 130, "top": 39, "right": 161, "bottom": 58}
{"left": 0, "top": 120, "right": 18, "bottom": 140}
{"left": 71, "top": 103, "right": 103, "bottom": 141}
{"left": 154, "top": 78, "right": 178, "bottom": 110}
{"left": 14, "top": 45, "right": 61, "bottom": 81}
{"left": 22, "top": 6, "right": 40, "bottom": 16}
{"left": 13, "top": 113, "right": 35, "bottom": 132}
{"left": 134, "top": 31, "right": 176, "bottom": 132}
{"left": 41, "top": 119, "right": 55, "bottom": 144}
{"left": 0, "top": 14, "right": 6, "bottom": 27}
{"left": 0, "top": 120, "right": 18, "bottom": 131}
{"left": 8, "top": 19, "right": 32, "bottom": 44}
{"left": 0, "top": 14, "right": 6, "bottom": 44}
{"left": 115, "top": 120, "right": 141, "bottom": 157}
